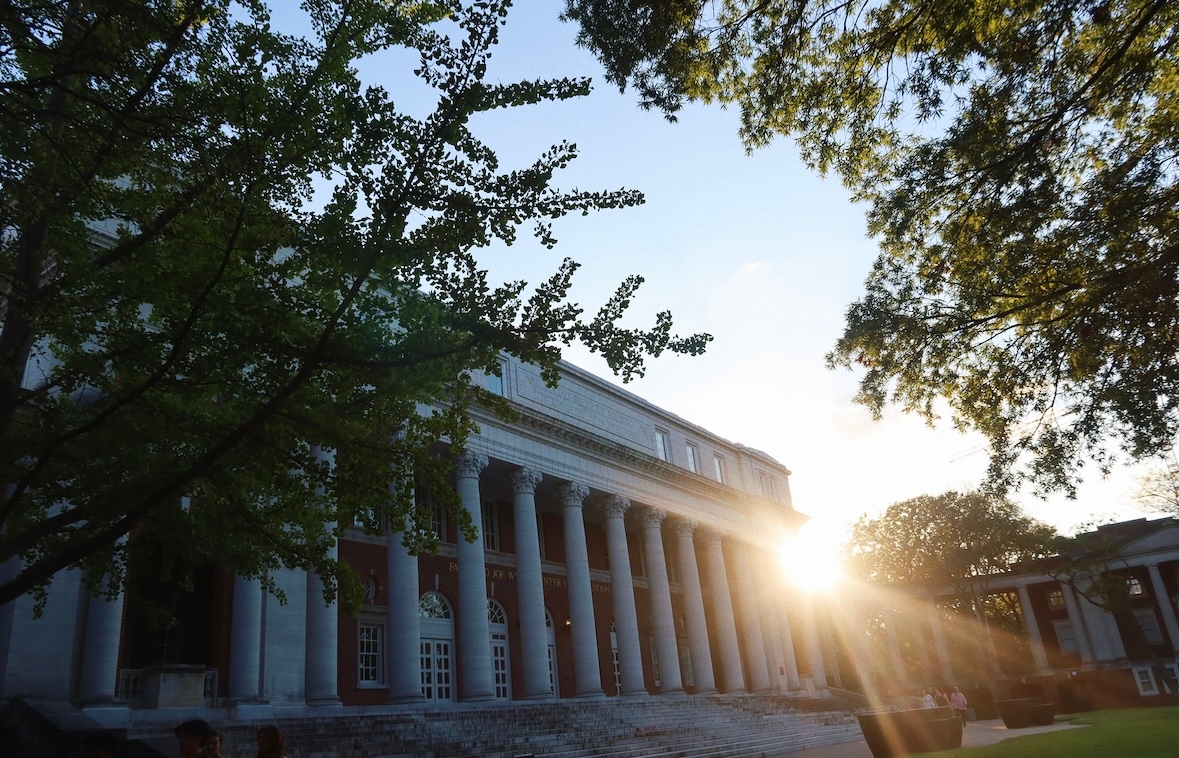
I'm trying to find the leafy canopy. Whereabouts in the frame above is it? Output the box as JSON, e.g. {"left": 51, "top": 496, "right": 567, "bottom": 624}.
{"left": 844, "top": 491, "right": 1057, "bottom": 590}
{"left": 565, "top": 0, "right": 1179, "bottom": 495}
{"left": 0, "top": 0, "right": 709, "bottom": 612}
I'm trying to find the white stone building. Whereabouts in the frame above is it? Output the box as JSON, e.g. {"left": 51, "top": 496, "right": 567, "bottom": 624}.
{"left": 0, "top": 356, "right": 833, "bottom": 720}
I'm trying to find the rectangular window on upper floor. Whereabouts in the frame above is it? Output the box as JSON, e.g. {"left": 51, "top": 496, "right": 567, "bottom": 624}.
{"left": 1047, "top": 589, "right": 1065, "bottom": 610}
{"left": 421, "top": 487, "right": 449, "bottom": 544}
{"left": 685, "top": 442, "right": 700, "bottom": 474}
{"left": 1133, "top": 608, "right": 1164, "bottom": 646}
{"left": 713, "top": 454, "right": 726, "bottom": 483}
{"left": 655, "top": 428, "right": 671, "bottom": 462}
{"left": 757, "top": 470, "right": 779, "bottom": 501}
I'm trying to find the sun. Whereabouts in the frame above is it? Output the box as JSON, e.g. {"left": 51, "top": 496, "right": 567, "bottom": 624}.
{"left": 778, "top": 521, "right": 846, "bottom": 592}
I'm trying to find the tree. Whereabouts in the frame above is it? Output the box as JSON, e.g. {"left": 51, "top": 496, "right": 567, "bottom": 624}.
{"left": 0, "top": 0, "right": 709, "bottom": 613}
{"left": 845, "top": 491, "right": 1057, "bottom": 590}
{"left": 1133, "top": 448, "right": 1179, "bottom": 516}
{"left": 845, "top": 491, "right": 1056, "bottom": 680}
{"left": 564, "top": 0, "right": 1179, "bottom": 495}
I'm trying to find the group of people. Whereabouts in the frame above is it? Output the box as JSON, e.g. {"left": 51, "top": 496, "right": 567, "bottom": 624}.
{"left": 921, "top": 685, "right": 970, "bottom": 724}
{"left": 174, "top": 720, "right": 288, "bottom": 758}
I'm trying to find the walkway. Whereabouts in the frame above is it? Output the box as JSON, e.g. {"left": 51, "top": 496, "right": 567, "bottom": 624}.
{"left": 780, "top": 717, "right": 1087, "bottom": 757}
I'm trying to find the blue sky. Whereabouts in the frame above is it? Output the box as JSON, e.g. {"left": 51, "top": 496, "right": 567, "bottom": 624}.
{"left": 333, "top": 2, "right": 1158, "bottom": 541}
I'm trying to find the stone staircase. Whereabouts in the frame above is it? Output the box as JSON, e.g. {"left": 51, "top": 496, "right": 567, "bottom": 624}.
{"left": 127, "top": 694, "right": 863, "bottom": 757}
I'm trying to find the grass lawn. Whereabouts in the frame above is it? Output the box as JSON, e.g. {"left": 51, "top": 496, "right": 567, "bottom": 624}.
{"left": 921, "top": 706, "right": 1179, "bottom": 758}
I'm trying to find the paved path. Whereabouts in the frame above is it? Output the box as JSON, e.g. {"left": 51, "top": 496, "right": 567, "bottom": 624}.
{"left": 780, "top": 718, "right": 1087, "bottom": 757}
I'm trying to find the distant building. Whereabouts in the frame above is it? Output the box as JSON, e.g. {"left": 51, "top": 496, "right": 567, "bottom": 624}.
{"left": 0, "top": 356, "right": 832, "bottom": 719}
{"left": 857, "top": 517, "right": 1179, "bottom": 711}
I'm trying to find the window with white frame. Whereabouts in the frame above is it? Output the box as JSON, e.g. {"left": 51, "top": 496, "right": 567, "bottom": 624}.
{"left": 685, "top": 442, "right": 700, "bottom": 473}
{"left": 1163, "top": 663, "right": 1179, "bottom": 693}
{"left": 679, "top": 643, "right": 694, "bottom": 687}
{"left": 1047, "top": 589, "right": 1065, "bottom": 610}
{"left": 757, "top": 471, "right": 779, "bottom": 501}
{"left": 713, "top": 454, "right": 726, "bottom": 483}
{"left": 1133, "top": 666, "right": 1159, "bottom": 696}
{"left": 484, "top": 360, "right": 506, "bottom": 396}
{"left": 424, "top": 488, "right": 448, "bottom": 543}
{"left": 358, "top": 622, "right": 386, "bottom": 687}
{"left": 1133, "top": 608, "right": 1165, "bottom": 646}
{"left": 1053, "top": 620, "right": 1079, "bottom": 654}
{"left": 655, "top": 429, "right": 671, "bottom": 462}
{"left": 1128, "top": 577, "right": 1146, "bottom": 596}
{"left": 482, "top": 502, "right": 500, "bottom": 552}
{"left": 667, "top": 548, "right": 680, "bottom": 585}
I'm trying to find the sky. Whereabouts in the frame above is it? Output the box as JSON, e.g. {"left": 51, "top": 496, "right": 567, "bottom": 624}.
{"left": 365, "top": 3, "right": 1161, "bottom": 544}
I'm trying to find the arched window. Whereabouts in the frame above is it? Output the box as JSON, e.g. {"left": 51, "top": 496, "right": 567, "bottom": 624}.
{"left": 419, "top": 591, "right": 452, "bottom": 619}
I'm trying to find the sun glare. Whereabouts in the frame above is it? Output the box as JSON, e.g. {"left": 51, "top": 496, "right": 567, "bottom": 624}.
{"left": 779, "top": 522, "right": 846, "bottom": 592}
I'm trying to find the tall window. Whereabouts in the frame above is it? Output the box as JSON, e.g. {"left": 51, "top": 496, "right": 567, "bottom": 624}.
{"left": 1053, "top": 620, "right": 1079, "bottom": 654}
{"left": 758, "top": 471, "right": 779, "bottom": 501}
{"left": 1133, "top": 608, "right": 1165, "bottom": 646}
{"left": 358, "top": 623, "right": 385, "bottom": 687}
{"left": 685, "top": 442, "right": 700, "bottom": 473}
{"left": 655, "top": 429, "right": 671, "bottom": 462}
{"left": 649, "top": 634, "right": 660, "bottom": 688}
{"left": 484, "top": 360, "right": 506, "bottom": 395}
{"left": 424, "top": 488, "right": 448, "bottom": 543}
{"left": 482, "top": 502, "right": 500, "bottom": 552}
{"left": 713, "top": 454, "right": 726, "bottom": 483}
{"left": 1133, "top": 666, "right": 1159, "bottom": 696}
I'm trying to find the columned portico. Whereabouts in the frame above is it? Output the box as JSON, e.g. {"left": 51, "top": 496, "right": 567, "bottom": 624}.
{"left": 1061, "top": 584, "right": 1096, "bottom": 662}
{"left": 674, "top": 519, "right": 716, "bottom": 694}
{"left": 557, "top": 482, "right": 603, "bottom": 697}
{"left": 454, "top": 449, "right": 495, "bottom": 701}
{"left": 227, "top": 574, "right": 264, "bottom": 703}
{"left": 601, "top": 495, "right": 646, "bottom": 696}
{"left": 1016, "top": 584, "right": 1051, "bottom": 672}
{"left": 699, "top": 527, "right": 746, "bottom": 693}
{"left": 638, "top": 506, "right": 683, "bottom": 694}
{"left": 1147, "top": 564, "right": 1179, "bottom": 654}
{"left": 732, "top": 546, "right": 771, "bottom": 693}
{"left": 799, "top": 594, "right": 828, "bottom": 689}
{"left": 508, "top": 467, "right": 553, "bottom": 700}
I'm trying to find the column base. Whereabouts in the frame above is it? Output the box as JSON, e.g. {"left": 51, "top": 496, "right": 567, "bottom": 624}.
{"left": 520, "top": 692, "right": 557, "bottom": 701}
{"left": 573, "top": 691, "right": 607, "bottom": 699}
{"left": 620, "top": 688, "right": 650, "bottom": 697}
{"left": 306, "top": 696, "right": 343, "bottom": 707}
{"left": 230, "top": 701, "right": 274, "bottom": 719}
{"left": 387, "top": 692, "right": 427, "bottom": 704}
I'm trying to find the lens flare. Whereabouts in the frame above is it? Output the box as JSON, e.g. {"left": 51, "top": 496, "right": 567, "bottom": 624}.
{"left": 778, "top": 521, "right": 845, "bottom": 592}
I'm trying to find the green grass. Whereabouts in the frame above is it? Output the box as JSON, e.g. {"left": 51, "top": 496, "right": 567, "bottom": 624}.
{"left": 921, "top": 707, "right": 1179, "bottom": 758}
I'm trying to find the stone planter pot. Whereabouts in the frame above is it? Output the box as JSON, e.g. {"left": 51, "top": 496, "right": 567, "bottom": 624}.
{"left": 856, "top": 707, "right": 963, "bottom": 758}
{"left": 996, "top": 698, "right": 1055, "bottom": 729}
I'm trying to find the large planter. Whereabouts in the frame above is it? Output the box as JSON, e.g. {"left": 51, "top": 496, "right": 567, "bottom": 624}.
{"left": 996, "top": 698, "right": 1055, "bottom": 729}
{"left": 857, "top": 707, "right": 964, "bottom": 758}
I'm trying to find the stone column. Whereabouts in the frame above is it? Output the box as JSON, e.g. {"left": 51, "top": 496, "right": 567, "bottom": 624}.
{"left": 1017, "top": 585, "right": 1051, "bottom": 672}
{"left": 1060, "top": 584, "right": 1096, "bottom": 662}
{"left": 774, "top": 592, "right": 801, "bottom": 691}
{"left": 799, "top": 594, "right": 828, "bottom": 689}
{"left": 674, "top": 520, "right": 716, "bottom": 694}
{"left": 1147, "top": 564, "right": 1179, "bottom": 654}
{"left": 757, "top": 566, "right": 787, "bottom": 693}
{"left": 386, "top": 474, "right": 423, "bottom": 702}
{"left": 509, "top": 467, "right": 554, "bottom": 700}
{"left": 638, "top": 507, "right": 683, "bottom": 694}
{"left": 732, "top": 545, "right": 771, "bottom": 693}
{"left": 227, "top": 575, "right": 263, "bottom": 702}
{"left": 454, "top": 449, "right": 495, "bottom": 701}
{"left": 601, "top": 495, "right": 646, "bottom": 695}
{"left": 556, "top": 482, "right": 603, "bottom": 697}
{"left": 699, "top": 527, "right": 746, "bottom": 693}
{"left": 928, "top": 605, "right": 955, "bottom": 682}
{"left": 305, "top": 446, "right": 341, "bottom": 706}
{"left": 77, "top": 573, "right": 126, "bottom": 705}
{"left": 882, "top": 605, "right": 908, "bottom": 685}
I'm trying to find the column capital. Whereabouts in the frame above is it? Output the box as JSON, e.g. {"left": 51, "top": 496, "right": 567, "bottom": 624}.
{"left": 506, "top": 466, "right": 543, "bottom": 494}
{"left": 673, "top": 518, "right": 699, "bottom": 538}
{"left": 453, "top": 449, "right": 488, "bottom": 479}
{"left": 697, "top": 524, "right": 725, "bottom": 546}
{"left": 637, "top": 505, "right": 666, "bottom": 529}
{"left": 599, "top": 493, "right": 630, "bottom": 518}
{"left": 555, "top": 481, "right": 589, "bottom": 509}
